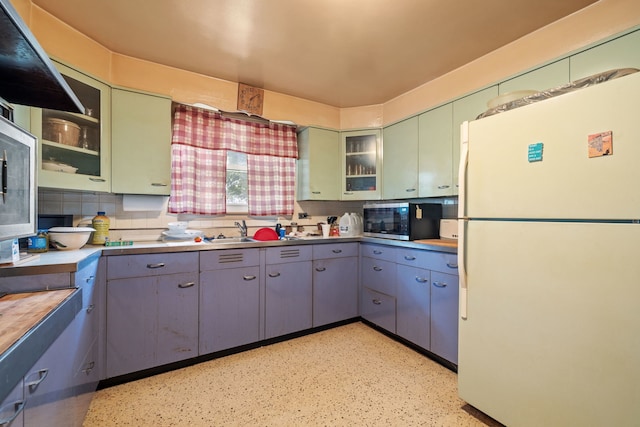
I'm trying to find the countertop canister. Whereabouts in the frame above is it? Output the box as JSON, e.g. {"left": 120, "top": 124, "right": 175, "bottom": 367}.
{"left": 90, "top": 211, "right": 110, "bottom": 245}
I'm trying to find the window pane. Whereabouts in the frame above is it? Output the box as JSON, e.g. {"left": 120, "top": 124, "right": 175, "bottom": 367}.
{"left": 227, "top": 151, "right": 248, "bottom": 206}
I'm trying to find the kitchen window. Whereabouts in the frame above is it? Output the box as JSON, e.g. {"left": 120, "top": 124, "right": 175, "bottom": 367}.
{"left": 168, "top": 104, "right": 297, "bottom": 217}
{"left": 226, "top": 151, "right": 248, "bottom": 213}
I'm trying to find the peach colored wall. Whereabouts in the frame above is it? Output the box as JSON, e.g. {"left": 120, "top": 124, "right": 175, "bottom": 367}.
{"left": 340, "top": 105, "right": 384, "bottom": 130}
{"left": 11, "top": 0, "right": 640, "bottom": 129}
{"left": 383, "top": 0, "right": 640, "bottom": 125}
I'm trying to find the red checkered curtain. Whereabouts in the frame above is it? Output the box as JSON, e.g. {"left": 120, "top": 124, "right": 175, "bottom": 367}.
{"left": 169, "top": 104, "right": 297, "bottom": 216}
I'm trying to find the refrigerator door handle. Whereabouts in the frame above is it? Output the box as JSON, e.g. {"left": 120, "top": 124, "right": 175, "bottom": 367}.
{"left": 458, "top": 121, "right": 469, "bottom": 320}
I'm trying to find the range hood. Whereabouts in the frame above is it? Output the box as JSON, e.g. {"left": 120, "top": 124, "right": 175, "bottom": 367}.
{"left": 0, "top": 0, "right": 84, "bottom": 113}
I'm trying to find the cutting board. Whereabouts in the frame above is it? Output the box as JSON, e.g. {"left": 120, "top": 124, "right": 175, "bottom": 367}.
{"left": 0, "top": 289, "right": 75, "bottom": 356}
{"left": 414, "top": 239, "right": 458, "bottom": 248}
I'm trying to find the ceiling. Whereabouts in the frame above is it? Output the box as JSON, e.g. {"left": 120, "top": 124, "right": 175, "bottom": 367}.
{"left": 32, "top": 0, "right": 598, "bottom": 108}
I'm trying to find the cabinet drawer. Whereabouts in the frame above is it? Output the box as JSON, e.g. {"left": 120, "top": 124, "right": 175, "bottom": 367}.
{"left": 396, "top": 248, "right": 458, "bottom": 274}
{"left": 200, "top": 248, "right": 260, "bottom": 271}
{"left": 313, "top": 242, "right": 358, "bottom": 259}
{"left": 361, "top": 257, "right": 396, "bottom": 296}
{"left": 360, "top": 243, "right": 396, "bottom": 262}
{"left": 265, "top": 245, "right": 312, "bottom": 264}
{"left": 361, "top": 287, "right": 396, "bottom": 333}
{"left": 106, "top": 252, "right": 199, "bottom": 279}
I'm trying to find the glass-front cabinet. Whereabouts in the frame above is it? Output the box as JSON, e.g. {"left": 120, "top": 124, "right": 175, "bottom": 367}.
{"left": 341, "top": 129, "right": 381, "bottom": 200}
{"left": 31, "top": 61, "right": 110, "bottom": 192}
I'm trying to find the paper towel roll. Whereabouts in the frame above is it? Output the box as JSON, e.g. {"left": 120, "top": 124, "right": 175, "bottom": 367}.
{"left": 122, "top": 195, "right": 168, "bottom": 212}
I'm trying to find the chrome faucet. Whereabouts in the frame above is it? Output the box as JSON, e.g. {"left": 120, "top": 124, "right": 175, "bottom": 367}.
{"left": 234, "top": 220, "right": 247, "bottom": 237}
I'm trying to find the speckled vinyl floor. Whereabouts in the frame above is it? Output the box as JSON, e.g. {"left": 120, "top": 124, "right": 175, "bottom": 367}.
{"left": 83, "top": 322, "right": 498, "bottom": 426}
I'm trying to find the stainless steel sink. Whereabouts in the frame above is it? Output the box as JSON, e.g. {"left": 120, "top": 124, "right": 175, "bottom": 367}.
{"left": 207, "top": 237, "right": 257, "bottom": 244}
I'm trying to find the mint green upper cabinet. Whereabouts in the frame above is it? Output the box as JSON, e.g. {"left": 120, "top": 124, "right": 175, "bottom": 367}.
{"left": 383, "top": 117, "right": 418, "bottom": 199}
{"left": 341, "top": 129, "right": 382, "bottom": 200}
{"left": 570, "top": 30, "right": 640, "bottom": 81}
{"left": 111, "top": 88, "right": 172, "bottom": 195}
{"left": 297, "top": 127, "right": 340, "bottom": 200}
{"left": 31, "top": 61, "right": 111, "bottom": 192}
{"left": 452, "top": 85, "right": 498, "bottom": 193}
{"left": 418, "top": 104, "right": 453, "bottom": 197}
{"left": 499, "top": 59, "right": 570, "bottom": 94}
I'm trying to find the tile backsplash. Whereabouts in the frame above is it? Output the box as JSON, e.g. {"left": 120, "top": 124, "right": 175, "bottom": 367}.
{"left": 38, "top": 189, "right": 369, "bottom": 242}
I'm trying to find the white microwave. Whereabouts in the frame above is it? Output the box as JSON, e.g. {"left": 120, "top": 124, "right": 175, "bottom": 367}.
{"left": 0, "top": 115, "right": 37, "bottom": 242}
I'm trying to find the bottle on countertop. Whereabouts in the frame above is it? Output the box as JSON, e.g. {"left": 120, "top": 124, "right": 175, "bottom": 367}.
{"left": 91, "top": 211, "right": 110, "bottom": 245}
{"left": 339, "top": 212, "right": 353, "bottom": 237}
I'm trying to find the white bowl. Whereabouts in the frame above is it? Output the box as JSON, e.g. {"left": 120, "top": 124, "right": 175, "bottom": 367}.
{"left": 167, "top": 221, "right": 188, "bottom": 232}
{"left": 48, "top": 227, "right": 95, "bottom": 250}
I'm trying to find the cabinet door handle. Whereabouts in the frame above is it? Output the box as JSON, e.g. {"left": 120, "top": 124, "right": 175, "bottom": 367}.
{"left": 446, "top": 262, "right": 458, "bottom": 269}
{"left": 437, "top": 184, "right": 450, "bottom": 189}
{"left": 89, "top": 177, "right": 106, "bottom": 182}
{"left": 373, "top": 266, "right": 383, "bottom": 272}
{"left": 178, "top": 282, "right": 195, "bottom": 288}
{"left": 147, "top": 263, "right": 166, "bottom": 269}
{"left": 405, "top": 188, "right": 416, "bottom": 192}
{"left": 331, "top": 249, "right": 342, "bottom": 253}
{"left": 311, "top": 191, "right": 321, "bottom": 194}
{"left": 268, "top": 272, "right": 281, "bottom": 278}
{"left": 373, "top": 250, "right": 382, "bottom": 255}
{"left": 151, "top": 183, "right": 168, "bottom": 187}
{"left": 372, "top": 299, "right": 382, "bottom": 305}
{"left": 86, "top": 304, "right": 95, "bottom": 314}
{"left": 415, "top": 276, "right": 429, "bottom": 283}
{"left": 26, "top": 369, "right": 49, "bottom": 392}
{"left": 433, "top": 281, "right": 448, "bottom": 288}
{"left": 315, "top": 267, "right": 326, "bottom": 272}
{"left": 0, "top": 400, "right": 25, "bottom": 426}
{"left": 85, "top": 275, "right": 95, "bottom": 283}
{"left": 243, "top": 275, "right": 257, "bottom": 281}
{"left": 404, "top": 255, "right": 416, "bottom": 261}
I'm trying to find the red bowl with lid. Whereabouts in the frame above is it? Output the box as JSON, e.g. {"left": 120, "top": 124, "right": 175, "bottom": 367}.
{"left": 253, "top": 227, "right": 279, "bottom": 241}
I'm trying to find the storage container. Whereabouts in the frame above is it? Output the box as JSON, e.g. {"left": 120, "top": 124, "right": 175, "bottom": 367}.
{"left": 43, "top": 118, "right": 80, "bottom": 147}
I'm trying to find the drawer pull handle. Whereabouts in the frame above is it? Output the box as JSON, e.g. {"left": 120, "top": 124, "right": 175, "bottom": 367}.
{"left": 331, "top": 249, "right": 342, "bottom": 253}
{"left": 268, "top": 272, "right": 281, "bottom": 278}
{"left": 433, "top": 281, "right": 448, "bottom": 288}
{"left": 343, "top": 192, "right": 354, "bottom": 195}
{"left": 415, "top": 276, "right": 429, "bottom": 283}
{"left": 373, "top": 250, "right": 382, "bottom": 255}
{"left": 178, "top": 282, "right": 195, "bottom": 288}
{"left": 147, "top": 263, "right": 166, "bottom": 269}
{"left": 85, "top": 275, "right": 95, "bottom": 283}
{"left": 86, "top": 304, "right": 95, "bottom": 314}
{"left": 89, "top": 177, "right": 106, "bottom": 183}
{"left": 405, "top": 188, "right": 416, "bottom": 192}
{"left": 151, "top": 182, "right": 168, "bottom": 187}
{"left": 446, "top": 262, "right": 458, "bottom": 269}
{"left": 437, "top": 185, "right": 450, "bottom": 189}
{"left": 404, "top": 255, "right": 416, "bottom": 261}
{"left": 312, "top": 191, "right": 321, "bottom": 194}
{"left": 27, "top": 369, "right": 49, "bottom": 392}
{"left": 243, "top": 275, "right": 257, "bottom": 281}
{"left": 315, "top": 267, "right": 326, "bottom": 272}
{"left": 372, "top": 299, "right": 382, "bottom": 305}
{"left": 0, "top": 400, "right": 25, "bottom": 426}
{"left": 373, "top": 266, "right": 383, "bottom": 272}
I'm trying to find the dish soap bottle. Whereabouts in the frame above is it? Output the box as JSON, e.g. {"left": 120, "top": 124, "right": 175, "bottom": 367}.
{"left": 91, "top": 211, "right": 110, "bottom": 245}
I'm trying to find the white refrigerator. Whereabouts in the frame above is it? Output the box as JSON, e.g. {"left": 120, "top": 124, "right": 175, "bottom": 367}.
{"left": 457, "top": 71, "right": 640, "bottom": 426}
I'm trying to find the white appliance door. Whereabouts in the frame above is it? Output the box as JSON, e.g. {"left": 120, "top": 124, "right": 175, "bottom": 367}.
{"left": 465, "top": 71, "right": 640, "bottom": 220}
{"left": 458, "top": 219, "right": 640, "bottom": 426}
